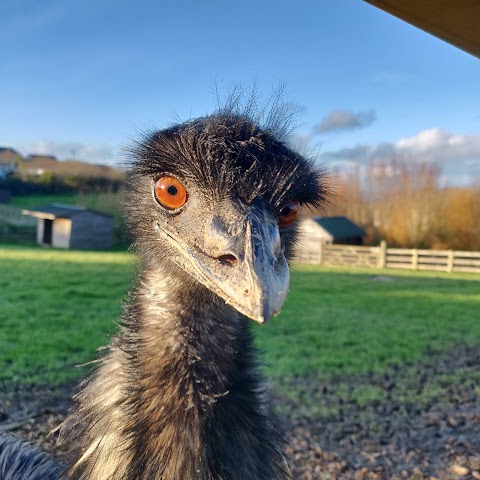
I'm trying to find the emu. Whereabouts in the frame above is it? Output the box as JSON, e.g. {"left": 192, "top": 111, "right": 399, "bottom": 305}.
{"left": 0, "top": 108, "right": 323, "bottom": 479}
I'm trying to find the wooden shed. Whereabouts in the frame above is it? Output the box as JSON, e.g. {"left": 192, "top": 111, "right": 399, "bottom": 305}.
{"left": 22, "top": 203, "right": 113, "bottom": 249}
{"left": 295, "top": 216, "right": 366, "bottom": 263}
{"left": 300, "top": 216, "right": 366, "bottom": 245}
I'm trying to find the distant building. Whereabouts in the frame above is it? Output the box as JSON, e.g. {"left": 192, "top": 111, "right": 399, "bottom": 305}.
{"left": 25, "top": 155, "right": 58, "bottom": 162}
{"left": 295, "top": 216, "right": 366, "bottom": 263}
{"left": 20, "top": 155, "right": 123, "bottom": 180}
{"left": 300, "top": 216, "right": 366, "bottom": 245}
{"left": 22, "top": 203, "right": 113, "bottom": 249}
{"left": 23, "top": 155, "right": 59, "bottom": 176}
{"left": 0, "top": 164, "right": 16, "bottom": 180}
{"left": 0, "top": 147, "right": 22, "bottom": 179}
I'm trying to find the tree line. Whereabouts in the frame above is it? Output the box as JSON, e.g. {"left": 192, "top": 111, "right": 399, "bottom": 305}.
{"left": 0, "top": 150, "right": 124, "bottom": 195}
{"left": 325, "top": 159, "right": 480, "bottom": 251}
{"left": 1, "top": 173, "right": 123, "bottom": 195}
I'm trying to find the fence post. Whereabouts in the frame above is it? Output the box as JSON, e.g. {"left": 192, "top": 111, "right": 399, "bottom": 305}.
{"left": 378, "top": 240, "right": 387, "bottom": 269}
{"left": 447, "top": 250, "right": 454, "bottom": 272}
{"left": 412, "top": 249, "right": 418, "bottom": 270}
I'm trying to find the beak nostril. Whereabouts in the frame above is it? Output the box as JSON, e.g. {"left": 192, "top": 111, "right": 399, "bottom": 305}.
{"left": 217, "top": 254, "right": 238, "bottom": 267}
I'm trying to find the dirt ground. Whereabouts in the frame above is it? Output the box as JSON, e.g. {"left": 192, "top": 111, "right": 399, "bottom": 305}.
{"left": 1, "top": 345, "right": 480, "bottom": 480}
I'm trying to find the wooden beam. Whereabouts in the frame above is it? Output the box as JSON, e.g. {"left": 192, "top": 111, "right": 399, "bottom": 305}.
{"left": 364, "top": 0, "right": 480, "bottom": 59}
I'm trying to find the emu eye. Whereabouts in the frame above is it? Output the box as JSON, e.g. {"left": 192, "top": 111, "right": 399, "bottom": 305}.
{"left": 279, "top": 201, "right": 300, "bottom": 228}
{"left": 154, "top": 176, "right": 188, "bottom": 210}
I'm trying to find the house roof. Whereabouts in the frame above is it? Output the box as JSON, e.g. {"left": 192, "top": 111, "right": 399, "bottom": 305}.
{"left": 22, "top": 203, "right": 112, "bottom": 220}
{"left": 0, "top": 147, "right": 22, "bottom": 165}
{"left": 312, "top": 216, "right": 366, "bottom": 239}
{"left": 25, "top": 155, "right": 58, "bottom": 162}
{"left": 20, "top": 157, "right": 124, "bottom": 179}
{"left": 364, "top": 0, "right": 480, "bottom": 59}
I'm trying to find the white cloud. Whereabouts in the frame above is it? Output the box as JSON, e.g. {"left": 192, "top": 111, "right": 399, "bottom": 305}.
{"left": 320, "top": 128, "right": 480, "bottom": 185}
{"left": 394, "top": 128, "right": 480, "bottom": 163}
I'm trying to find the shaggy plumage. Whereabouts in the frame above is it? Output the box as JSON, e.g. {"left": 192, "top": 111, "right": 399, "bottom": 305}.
{"left": 0, "top": 434, "right": 62, "bottom": 480}
{"left": 1, "top": 108, "right": 324, "bottom": 480}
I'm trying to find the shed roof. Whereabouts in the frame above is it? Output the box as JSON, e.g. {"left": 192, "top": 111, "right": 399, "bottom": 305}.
{"left": 312, "top": 216, "right": 366, "bottom": 239}
{"left": 22, "top": 203, "right": 112, "bottom": 220}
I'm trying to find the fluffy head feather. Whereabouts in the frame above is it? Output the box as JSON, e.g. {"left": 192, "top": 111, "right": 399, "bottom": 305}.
{"left": 126, "top": 112, "right": 324, "bottom": 265}
{"left": 60, "top": 103, "right": 325, "bottom": 480}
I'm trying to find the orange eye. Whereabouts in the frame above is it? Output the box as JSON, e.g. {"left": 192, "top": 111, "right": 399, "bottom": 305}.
{"left": 279, "top": 201, "right": 300, "bottom": 228}
{"left": 154, "top": 176, "right": 188, "bottom": 210}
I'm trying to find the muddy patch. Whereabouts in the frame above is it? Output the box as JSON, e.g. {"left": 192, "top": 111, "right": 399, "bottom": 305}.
{"left": 1, "top": 345, "right": 480, "bottom": 479}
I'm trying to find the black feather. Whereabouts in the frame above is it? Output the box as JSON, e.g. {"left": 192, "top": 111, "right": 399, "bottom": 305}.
{"left": 0, "top": 433, "right": 63, "bottom": 480}
{"left": 2, "top": 102, "right": 325, "bottom": 480}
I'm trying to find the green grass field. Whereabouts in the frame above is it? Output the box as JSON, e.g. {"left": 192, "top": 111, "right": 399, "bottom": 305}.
{"left": 0, "top": 246, "right": 134, "bottom": 384}
{"left": 1, "top": 245, "right": 479, "bottom": 389}
{"left": 9, "top": 194, "right": 78, "bottom": 209}
{"left": 10, "top": 192, "right": 121, "bottom": 219}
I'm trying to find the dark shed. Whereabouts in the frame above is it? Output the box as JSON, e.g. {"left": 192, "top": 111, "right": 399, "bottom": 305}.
{"left": 22, "top": 203, "right": 113, "bottom": 249}
{"left": 312, "top": 216, "right": 366, "bottom": 245}
{"left": 298, "top": 216, "right": 366, "bottom": 247}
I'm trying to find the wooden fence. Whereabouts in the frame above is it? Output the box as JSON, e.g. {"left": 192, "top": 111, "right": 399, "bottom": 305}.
{"left": 295, "top": 241, "right": 480, "bottom": 273}
{"left": 0, "top": 204, "right": 36, "bottom": 244}
{"left": 0, "top": 223, "right": 36, "bottom": 244}
{"left": 0, "top": 204, "right": 36, "bottom": 227}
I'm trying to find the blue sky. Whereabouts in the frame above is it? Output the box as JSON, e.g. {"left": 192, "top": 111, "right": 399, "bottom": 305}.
{"left": 1, "top": 0, "right": 479, "bottom": 184}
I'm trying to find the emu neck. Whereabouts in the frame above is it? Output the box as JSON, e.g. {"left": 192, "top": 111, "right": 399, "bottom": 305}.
{"left": 66, "top": 264, "right": 286, "bottom": 480}
{"left": 123, "top": 265, "right": 281, "bottom": 479}
{"left": 134, "top": 265, "right": 254, "bottom": 398}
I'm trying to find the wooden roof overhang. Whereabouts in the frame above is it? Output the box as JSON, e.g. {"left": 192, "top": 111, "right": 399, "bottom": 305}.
{"left": 22, "top": 209, "right": 57, "bottom": 220}
{"left": 364, "top": 0, "right": 480, "bottom": 59}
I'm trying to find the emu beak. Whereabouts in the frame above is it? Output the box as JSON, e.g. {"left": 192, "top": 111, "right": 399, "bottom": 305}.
{"left": 159, "top": 208, "right": 290, "bottom": 323}
{"left": 229, "top": 219, "right": 290, "bottom": 324}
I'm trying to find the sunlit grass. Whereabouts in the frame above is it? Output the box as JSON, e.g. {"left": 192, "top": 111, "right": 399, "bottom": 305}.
{"left": 255, "top": 264, "right": 480, "bottom": 381}
{"left": 0, "top": 245, "right": 135, "bottom": 384}
{"left": 10, "top": 194, "right": 78, "bottom": 209}
{"left": 1, "top": 245, "right": 479, "bottom": 388}
{"left": 10, "top": 192, "right": 121, "bottom": 219}
{"left": 1, "top": 244, "right": 133, "bottom": 264}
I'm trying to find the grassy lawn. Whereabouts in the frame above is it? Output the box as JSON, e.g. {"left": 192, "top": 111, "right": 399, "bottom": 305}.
{"left": 0, "top": 245, "right": 135, "bottom": 384}
{"left": 256, "top": 265, "right": 480, "bottom": 380}
{"left": 10, "top": 194, "right": 78, "bottom": 209}
{"left": 10, "top": 192, "right": 121, "bottom": 219}
{"left": 1, "top": 245, "right": 479, "bottom": 389}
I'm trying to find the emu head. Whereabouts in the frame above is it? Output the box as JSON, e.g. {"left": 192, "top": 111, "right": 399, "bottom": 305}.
{"left": 127, "top": 113, "right": 323, "bottom": 323}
